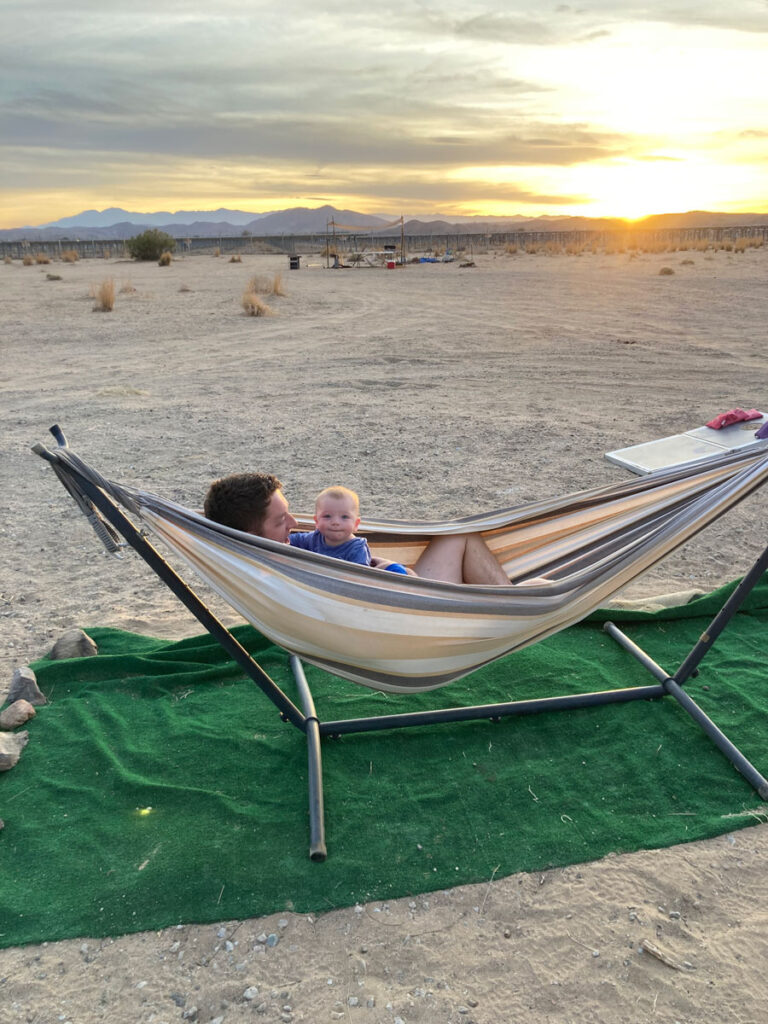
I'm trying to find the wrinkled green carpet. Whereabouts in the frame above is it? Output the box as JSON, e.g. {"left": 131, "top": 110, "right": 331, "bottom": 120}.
{"left": 2, "top": 578, "right": 768, "bottom": 949}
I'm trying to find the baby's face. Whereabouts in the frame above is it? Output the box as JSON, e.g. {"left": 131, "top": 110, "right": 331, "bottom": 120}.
{"left": 314, "top": 495, "right": 360, "bottom": 546}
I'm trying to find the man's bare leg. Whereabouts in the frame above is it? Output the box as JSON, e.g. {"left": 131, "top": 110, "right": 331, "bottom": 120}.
{"left": 413, "top": 534, "right": 510, "bottom": 585}
{"left": 461, "top": 534, "right": 511, "bottom": 584}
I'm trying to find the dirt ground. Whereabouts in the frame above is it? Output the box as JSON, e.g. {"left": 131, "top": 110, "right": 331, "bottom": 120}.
{"left": 2, "top": 244, "right": 767, "bottom": 1022}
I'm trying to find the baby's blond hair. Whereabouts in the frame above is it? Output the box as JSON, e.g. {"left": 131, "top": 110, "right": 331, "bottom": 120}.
{"left": 315, "top": 486, "right": 360, "bottom": 513}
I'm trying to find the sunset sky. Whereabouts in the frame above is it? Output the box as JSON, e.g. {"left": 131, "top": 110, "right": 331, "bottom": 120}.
{"left": 2, "top": 1, "right": 767, "bottom": 228}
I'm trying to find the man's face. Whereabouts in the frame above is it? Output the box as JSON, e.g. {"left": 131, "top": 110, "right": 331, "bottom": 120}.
{"left": 258, "top": 489, "right": 298, "bottom": 543}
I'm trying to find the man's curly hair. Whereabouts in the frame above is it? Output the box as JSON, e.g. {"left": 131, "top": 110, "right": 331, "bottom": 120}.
{"left": 203, "top": 472, "right": 283, "bottom": 534}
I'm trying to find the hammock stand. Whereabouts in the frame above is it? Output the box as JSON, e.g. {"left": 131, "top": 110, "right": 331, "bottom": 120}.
{"left": 34, "top": 426, "right": 768, "bottom": 861}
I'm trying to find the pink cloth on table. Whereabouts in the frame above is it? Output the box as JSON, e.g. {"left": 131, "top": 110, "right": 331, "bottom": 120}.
{"left": 705, "top": 408, "right": 763, "bottom": 430}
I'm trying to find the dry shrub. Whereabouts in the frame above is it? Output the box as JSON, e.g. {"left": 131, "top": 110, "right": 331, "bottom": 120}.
{"left": 658, "top": 266, "right": 675, "bottom": 276}
{"left": 92, "top": 277, "right": 115, "bottom": 311}
{"left": 35, "top": 253, "right": 50, "bottom": 264}
{"left": 246, "top": 272, "right": 285, "bottom": 296}
{"left": 158, "top": 251, "right": 173, "bottom": 266}
{"left": 241, "top": 291, "right": 273, "bottom": 316}
{"left": 505, "top": 243, "right": 518, "bottom": 255}
{"left": 22, "top": 255, "right": 34, "bottom": 266}
{"left": 61, "top": 249, "right": 79, "bottom": 263}
{"left": 213, "top": 247, "right": 221, "bottom": 257}
{"left": 271, "top": 272, "right": 285, "bottom": 296}
{"left": 733, "top": 236, "right": 762, "bottom": 253}
{"left": 229, "top": 254, "right": 242, "bottom": 263}
{"left": 3, "top": 255, "right": 12, "bottom": 265}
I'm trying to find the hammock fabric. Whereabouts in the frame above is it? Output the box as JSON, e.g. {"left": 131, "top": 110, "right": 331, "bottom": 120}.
{"left": 43, "top": 442, "right": 768, "bottom": 693}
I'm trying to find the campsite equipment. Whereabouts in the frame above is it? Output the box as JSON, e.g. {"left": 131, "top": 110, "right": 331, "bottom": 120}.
{"left": 34, "top": 426, "right": 768, "bottom": 860}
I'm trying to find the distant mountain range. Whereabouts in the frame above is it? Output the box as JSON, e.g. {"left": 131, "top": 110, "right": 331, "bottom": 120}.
{"left": 1, "top": 204, "right": 766, "bottom": 242}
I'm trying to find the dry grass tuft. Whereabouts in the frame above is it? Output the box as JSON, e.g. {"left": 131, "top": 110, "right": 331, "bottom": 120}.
{"left": 3, "top": 255, "right": 12, "bottom": 264}
{"left": 241, "top": 291, "right": 274, "bottom": 316}
{"left": 213, "top": 247, "right": 221, "bottom": 257}
{"left": 271, "top": 272, "right": 286, "bottom": 296}
{"left": 246, "top": 273, "right": 285, "bottom": 296}
{"left": 34, "top": 253, "right": 50, "bottom": 264}
{"left": 229, "top": 254, "right": 242, "bottom": 263}
{"left": 92, "top": 277, "right": 116, "bottom": 311}
{"left": 658, "top": 266, "right": 675, "bottom": 276}
{"left": 22, "top": 255, "right": 34, "bottom": 266}
{"left": 61, "top": 249, "right": 79, "bottom": 263}
{"left": 158, "top": 251, "right": 173, "bottom": 266}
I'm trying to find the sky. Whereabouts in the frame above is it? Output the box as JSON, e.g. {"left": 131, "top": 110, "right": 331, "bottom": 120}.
{"left": 1, "top": 0, "right": 767, "bottom": 228}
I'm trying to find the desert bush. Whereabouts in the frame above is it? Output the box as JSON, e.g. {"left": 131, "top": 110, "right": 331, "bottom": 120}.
{"left": 3, "top": 255, "right": 12, "bottom": 264}
{"left": 158, "top": 251, "right": 173, "bottom": 266}
{"left": 658, "top": 266, "right": 675, "bottom": 275}
{"left": 92, "top": 277, "right": 115, "bottom": 311}
{"left": 505, "top": 243, "right": 518, "bottom": 255}
{"left": 241, "top": 291, "right": 273, "bottom": 316}
{"left": 22, "top": 255, "right": 34, "bottom": 266}
{"left": 733, "top": 236, "right": 761, "bottom": 253}
{"left": 61, "top": 249, "right": 79, "bottom": 263}
{"left": 229, "top": 254, "right": 242, "bottom": 263}
{"left": 35, "top": 253, "right": 50, "bottom": 264}
{"left": 271, "top": 272, "right": 285, "bottom": 296}
{"left": 213, "top": 247, "right": 221, "bottom": 257}
{"left": 247, "top": 272, "right": 285, "bottom": 296}
{"left": 126, "top": 229, "right": 176, "bottom": 261}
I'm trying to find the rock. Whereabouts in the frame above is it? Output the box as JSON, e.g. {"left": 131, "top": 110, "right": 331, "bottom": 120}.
{"left": 0, "top": 699, "right": 37, "bottom": 730}
{"left": 0, "top": 731, "right": 29, "bottom": 771}
{"left": 50, "top": 628, "right": 98, "bottom": 660}
{"left": 243, "top": 987, "right": 259, "bottom": 1001}
{"left": 7, "top": 667, "right": 47, "bottom": 706}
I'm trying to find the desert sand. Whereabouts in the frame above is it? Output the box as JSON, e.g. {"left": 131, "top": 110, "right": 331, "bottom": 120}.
{"left": 2, "top": 243, "right": 768, "bottom": 1022}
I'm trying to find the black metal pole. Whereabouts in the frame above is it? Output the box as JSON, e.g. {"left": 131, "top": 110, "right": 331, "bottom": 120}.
{"left": 35, "top": 445, "right": 307, "bottom": 731}
{"left": 674, "top": 543, "right": 768, "bottom": 685}
{"left": 290, "top": 656, "right": 327, "bottom": 861}
{"left": 662, "top": 677, "right": 768, "bottom": 799}
{"left": 602, "top": 621, "right": 671, "bottom": 682}
{"left": 318, "top": 682, "right": 666, "bottom": 736}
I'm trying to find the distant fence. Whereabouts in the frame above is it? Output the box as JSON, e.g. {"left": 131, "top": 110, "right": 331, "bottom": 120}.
{"left": 2, "top": 224, "right": 767, "bottom": 261}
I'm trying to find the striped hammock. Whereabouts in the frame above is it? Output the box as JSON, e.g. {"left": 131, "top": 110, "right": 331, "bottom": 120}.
{"left": 65, "top": 446, "right": 768, "bottom": 694}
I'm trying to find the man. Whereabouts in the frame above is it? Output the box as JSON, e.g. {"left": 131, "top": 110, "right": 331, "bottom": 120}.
{"left": 203, "top": 472, "right": 514, "bottom": 585}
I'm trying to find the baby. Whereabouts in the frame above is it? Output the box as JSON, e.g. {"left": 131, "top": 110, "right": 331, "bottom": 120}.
{"left": 290, "top": 486, "right": 408, "bottom": 573}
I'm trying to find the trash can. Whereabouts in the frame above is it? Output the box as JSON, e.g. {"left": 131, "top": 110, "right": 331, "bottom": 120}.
{"left": 386, "top": 260, "right": 396, "bottom": 270}
{"left": 289, "top": 255, "right": 301, "bottom": 270}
